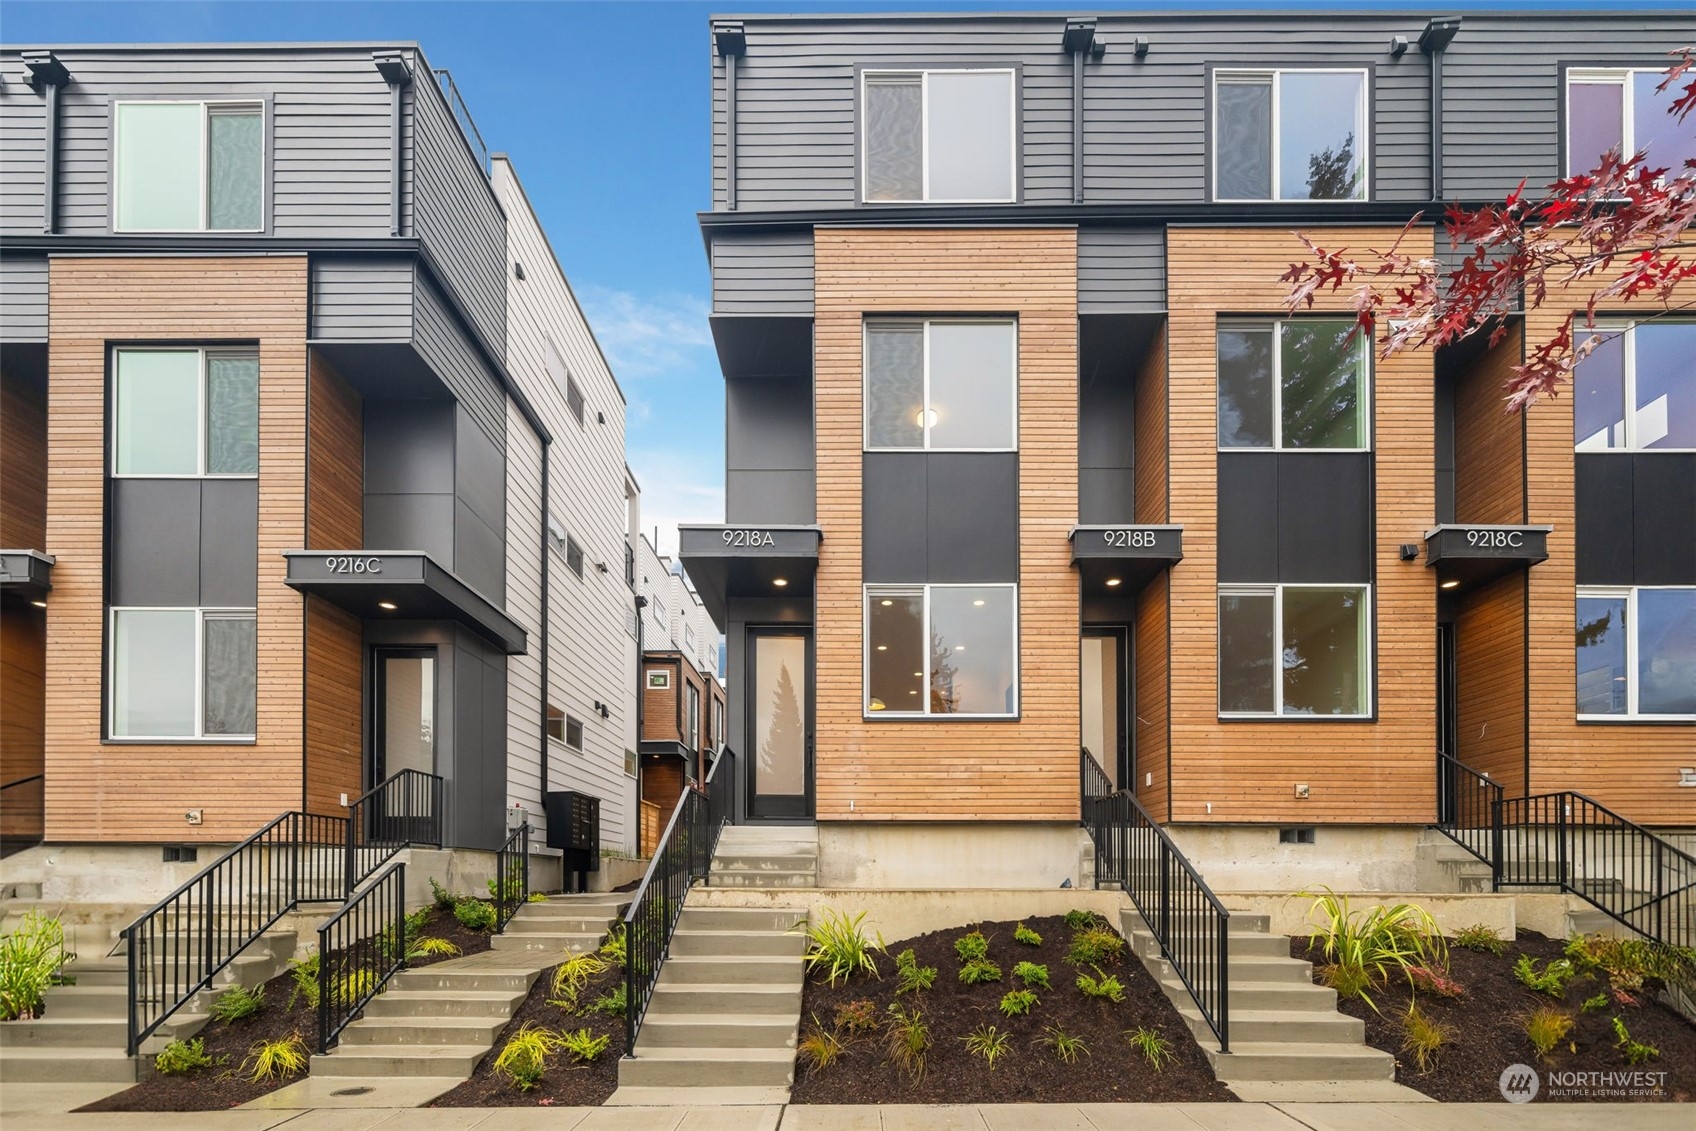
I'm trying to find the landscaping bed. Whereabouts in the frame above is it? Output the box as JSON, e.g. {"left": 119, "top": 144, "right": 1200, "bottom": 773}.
{"left": 1291, "top": 928, "right": 1696, "bottom": 1102}
{"left": 790, "top": 913, "right": 1235, "bottom": 1104}
{"left": 407, "top": 903, "right": 496, "bottom": 965}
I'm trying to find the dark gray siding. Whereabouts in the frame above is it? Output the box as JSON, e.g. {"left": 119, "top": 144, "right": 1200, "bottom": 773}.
{"left": 712, "top": 230, "right": 814, "bottom": 315}
{"left": 413, "top": 265, "right": 506, "bottom": 450}
{"left": 0, "top": 255, "right": 48, "bottom": 341}
{"left": 1077, "top": 228, "right": 1163, "bottom": 314}
{"left": 310, "top": 257, "right": 414, "bottom": 341}
{"left": 726, "top": 374, "right": 814, "bottom": 523}
{"left": 453, "top": 404, "right": 506, "bottom": 603}
{"left": 0, "top": 71, "right": 45, "bottom": 234}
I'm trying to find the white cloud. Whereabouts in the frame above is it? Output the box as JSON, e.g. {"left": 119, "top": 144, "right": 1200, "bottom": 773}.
{"left": 577, "top": 285, "right": 713, "bottom": 380}
{"left": 628, "top": 446, "right": 724, "bottom": 559}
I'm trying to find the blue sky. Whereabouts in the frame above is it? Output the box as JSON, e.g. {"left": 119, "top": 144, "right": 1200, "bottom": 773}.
{"left": 3, "top": 0, "right": 1673, "bottom": 550}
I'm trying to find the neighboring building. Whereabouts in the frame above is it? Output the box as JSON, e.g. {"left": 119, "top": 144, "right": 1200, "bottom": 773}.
{"left": 681, "top": 12, "right": 1696, "bottom": 890}
{"left": 0, "top": 42, "right": 641, "bottom": 892}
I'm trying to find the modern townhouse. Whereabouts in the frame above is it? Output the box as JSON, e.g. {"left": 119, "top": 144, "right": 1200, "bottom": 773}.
{"left": 682, "top": 11, "right": 1696, "bottom": 893}
{"left": 0, "top": 42, "right": 641, "bottom": 899}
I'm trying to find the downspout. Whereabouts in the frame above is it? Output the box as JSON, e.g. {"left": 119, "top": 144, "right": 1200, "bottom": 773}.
{"left": 1072, "top": 48, "right": 1085, "bottom": 204}
{"left": 713, "top": 23, "right": 747, "bottom": 212}
{"left": 634, "top": 593, "right": 648, "bottom": 843}
{"left": 539, "top": 440, "right": 551, "bottom": 799}
{"left": 21, "top": 53, "right": 69, "bottom": 234}
{"left": 373, "top": 52, "right": 412, "bottom": 236}
{"left": 1417, "top": 17, "right": 1462, "bottom": 203}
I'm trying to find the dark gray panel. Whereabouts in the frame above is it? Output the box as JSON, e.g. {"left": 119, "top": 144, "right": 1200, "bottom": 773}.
{"left": 363, "top": 492, "right": 454, "bottom": 563}
{"left": 453, "top": 498, "right": 505, "bottom": 603}
{"left": 0, "top": 256, "right": 48, "bottom": 342}
{"left": 1079, "top": 360, "right": 1135, "bottom": 470}
{"left": 1080, "top": 467, "right": 1137, "bottom": 526}
{"left": 1575, "top": 454, "right": 1634, "bottom": 586}
{"left": 454, "top": 404, "right": 506, "bottom": 537}
{"left": 311, "top": 257, "right": 413, "bottom": 342}
{"left": 448, "top": 638, "right": 484, "bottom": 848}
{"left": 862, "top": 453, "right": 928, "bottom": 582}
{"left": 1217, "top": 453, "right": 1278, "bottom": 582}
{"left": 727, "top": 469, "right": 817, "bottom": 525}
{"left": 110, "top": 479, "right": 200, "bottom": 606}
{"left": 712, "top": 230, "right": 815, "bottom": 315}
{"left": 1632, "top": 454, "right": 1696, "bottom": 586}
{"left": 927, "top": 454, "right": 1017, "bottom": 583}
{"left": 199, "top": 478, "right": 258, "bottom": 607}
{"left": 727, "top": 377, "right": 814, "bottom": 471}
{"left": 1078, "top": 228, "right": 1166, "bottom": 313}
{"left": 363, "top": 399, "right": 454, "bottom": 495}
{"left": 1280, "top": 453, "right": 1371, "bottom": 583}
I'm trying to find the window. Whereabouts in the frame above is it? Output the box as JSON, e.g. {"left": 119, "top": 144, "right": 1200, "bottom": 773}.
{"left": 1218, "top": 585, "right": 1371, "bottom": 717}
{"left": 566, "top": 375, "right": 586, "bottom": 427}
{"left": 1577, "top": 587, "right": 1696, "bottom": 719}
{"left": 110, "top": 608, "right": 256, "bottom": 739}
{"left": 865, "top": 584, "right": 1018, "bottom": 717}
{"left": 684, "top": 625, "right": 696, "bottom": 652}
{"left": 565, "top": 715, "right": 585, "bottom": 751}
{"left": 1574, "top": 321, "right": 1696, "bottom": 451}
{"left": 865, "top": 319, "right": 1017, "bottom": 451}
{"left": 113, "top": 348, "right": 259, "bottom": 476}
{"left": 624, "top": 748, "right": 638, "bottom": 778}
{"left": 646, "top": 669, "right": 670, "bottom": 690}
{"left": 686, "top": 683, "right": 701, "bottom": 750}
{"left": 1214, "top": 70, "right": 1367, "bottom": 201}
{"left": 546, "top": 705, "right": 566, "bottom": 743}
{"left": 565, "top": 535, "right": 585, "bottom": 579}
{"left": 862, "top": 69, "right": 1015, "bottom": 203}
{"left": 1217, "top": 320, "right": 1369, "bottom": 450}
{"left": 115, "top": 101, "right": 263, "bottom": 231}
{"left": 1567, "top": 69, "right": 1696, "bottom": 177}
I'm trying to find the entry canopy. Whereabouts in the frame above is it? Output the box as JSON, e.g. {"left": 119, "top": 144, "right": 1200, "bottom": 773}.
{"left": 283, "top": 549, "right": 527, "bottom": 655}
{"left": 1069, "top": 525, "right": 1183, "bottom": 595}
{"left": 1424, "top": 524, "right": 1552, "bottom": 590}
{"left": 678, "top": 524, "right": 822, "bottom": 630}
{"left": 0, "top": 550, "right": 53, "bottom": 601}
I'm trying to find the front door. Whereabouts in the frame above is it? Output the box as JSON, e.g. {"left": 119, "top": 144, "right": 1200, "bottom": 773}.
{"left": 746, "top": 629, "right": 812, "bottom": 820}
{"left": 372, "top": 646, "right": 437, "bottom": 784}
{"left": 1081, "top": 628, "right": 1129, "bottom": 790}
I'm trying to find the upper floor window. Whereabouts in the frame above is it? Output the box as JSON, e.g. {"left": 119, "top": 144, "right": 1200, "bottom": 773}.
{"left": 115, "top": 101, "right": 263, "bottom": 232}
{"left": 686, "top": 682, "right": 701, "bottom": 749}
{"left": 865, "top": 319, "right": 1017, "bottom": 451}
{"left": 1576, "top": 586, "right": 1696, "bottom": 720}
{"left": 865, "top": 584, "right": 1018, "bottom": 718}
{"left": 1219, "top": 584, "right": 1371, "bottom": 718}
{"left": 110, "top": 607, "right": 256, "bottom": 739}
{"left": 113, "top": 348, "right": 258, "bottom": 477}
{"left": 1218, "top": 320, "right": 1369, "bottom": 450}
{"left": 565, "top": 535, "right": 585, "bottom": 579}
{"left": 1567, "top": 69, "right": 1696, "bottom": 177}
{"left": 1574, "top": 321, "right": 1696, "bottom": 451}
{"left": 862, "top": 69, "right": 1015, "bottom": 203}
{"left": 1213, "top": 70, "right": 1368, "bottom": 201}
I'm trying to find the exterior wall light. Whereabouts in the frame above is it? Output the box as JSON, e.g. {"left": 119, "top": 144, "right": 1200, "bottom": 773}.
{"left": 378, "top": 601, "right": 398, "bottom": 610}
{"left": 1439, "top": 580, "right": 1460, "bottom": 590}
{"left": 1105, "top": 578, "right": 1122, "bottom": 587}
{"left": 773, "top": 577, "right": 788, "bottom": 587}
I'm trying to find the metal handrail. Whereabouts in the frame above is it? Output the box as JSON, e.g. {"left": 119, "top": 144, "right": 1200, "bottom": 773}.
{"left": 0, "top": 773, "right": 46, "bottom": 858}
{"left": 1435, "top": 751, "right": 1503, "bottom": 872}
{"left": 623, "top": 746, "right": 736, "bottom": 1053}
{"left": 492, "top": 822, "right": 531, "bottom": 932}
{"left": 317, "top": 860, "right": 407, "bottom": 1052}
{"left": 1081, "top": 748, "right": 1230, "bottom": 1052}
{"left": 345, "top": 769, "right": 444, "bottom": 891}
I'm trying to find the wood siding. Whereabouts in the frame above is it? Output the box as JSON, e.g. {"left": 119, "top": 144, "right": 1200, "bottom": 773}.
{"left": 1454, "top": 325, "right": 1526, "bottom": 525}
{"left": 813, "top": 227, "right": 1078, "bottom": 822}
{"left": 1454, "top": 573, "right": 1527, "bottom": 796}
{"left": 1, "top": 606, "right": 46, "bottom": 790}
{"left": 306, "top": 352, "right": 363, "bottom": 549}
{"left": 1165, "top": 227, "right": 1436, "bottom": 825}
{"left": 1132, "top": 322, "right": 1171, "bottom": 817}
{"left": 642, "top": 659, "right": 681, "bottom": 743}
{"left": 1, "top": 369, "right": 47, "bottom": 548}
{"left": 45, "top": 256, "right": 308, "bottom": 842}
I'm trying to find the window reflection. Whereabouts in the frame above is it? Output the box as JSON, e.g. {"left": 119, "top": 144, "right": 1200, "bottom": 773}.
{"left": 1576, "top": 596, "right": 1628, "bottom": 715}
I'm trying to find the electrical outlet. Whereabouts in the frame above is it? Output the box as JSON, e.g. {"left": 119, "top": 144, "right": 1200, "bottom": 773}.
{"left": 1144, "top": 772, "right": 1152, "bottom": 787}
{"left": 1294, "top": 783, "right": 1310, "bottom": 799}
{"left": 184, "top": 809, "right": 203, "bottom": 825}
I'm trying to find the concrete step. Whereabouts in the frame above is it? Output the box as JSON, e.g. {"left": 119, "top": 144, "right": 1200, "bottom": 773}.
{"left": 0, "top": 1016, "right": 127, "bottom": 1048}
{"left": 39, "top": 984, "right": 128, "bottom": 1019}
{"left": 339, "top": 1017, "right": 507, "bottom": 1047}
{"left": 617, "top": 1046, "right": 794, "bottom": 1088}
{"left": 1152, "top": 911, "right": 1271, "bottom": 934}
{"left": 312, "top": 1043, "right": 486, "bottom": 1077}
{"left": 1205, "top": 1041, "right": 1396, "bottom": 1082}
{"left": 489, "top": 931, "right": 603, "bottom": 952}
{"left": 675, "top": 907, "right": 808, "bottom": 933}
{"left": 657, "top": 955, "right": 802, "bottom": 985}
{"left": 1150, "top": 931, "right": 1291, "bottom": 957}
{"left": 635, "top": 1012, "right": 798, "bottom": 1050}
{"left": 1177, "top": 1007, "right": 1364, "bottom": 1045}
{"left": 506, "top": 911, "right": 618, "bottom": 930}
{"left": 1163, "top": 975, "right": 1338, "bottom": 1013}
{"left": 647, "top": 983, "right": 801, "bottom": 1015}
{"left": 0, "top": 1045, "right": 140, "bottom": 1083}
{"left": 706, "top": 870, "right": 817, "bottom": 888}
{"left": 712, "top": 853, "right": 818, "bottom": 870}
{"left": 669, "top": 929, "right": 807, "bottom": 958}
{"left": 362, "top": 989, "right": 524, "bottom": 1018}
{"left": 501, "top": 916, "right": 610, "bottom": 936}
{"left": 389, "top": 968, "right": 536, "bottom": 995}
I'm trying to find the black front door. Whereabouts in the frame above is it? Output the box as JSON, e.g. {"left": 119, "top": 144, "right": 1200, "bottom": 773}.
{"left": 746, "top": 628, "right": 812, "bottom": 820}
{"left": 1082, "top": 627, "right": 1130, "bottom": 789}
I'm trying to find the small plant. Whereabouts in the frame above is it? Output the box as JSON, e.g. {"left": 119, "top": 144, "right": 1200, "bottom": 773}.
{"left": 1076, "top": 965, "right": 1126, "bottom": 1002}
{"left": 1013, "top": 960, "right": 1051, "bottom": 991}
{"left": 1039, "top": 1024, "right": 1089, "bottom": 1064}
{"left": 1612, "top": 1016, "right": 1660, "bottom": 1065}
{"left": 1524, "top": 1006, "right": 1574, "bottom": 1060}
{"left": 1320, "top": 962, "right": 1375, "bottom": 1003}
{"left": 894, "top": 948, "right": 937, "bottom": 995}
{"left": 154, "top": 1037, "right": 214, "bottom": 1075}
{"left": 557, "top": 1027, "right": 610, "bottom": 1063}
{"left": 1013, "top": 922, "right": 1043, "bottom": 947}
{"left": 958, "top": 957, "right": 1002, "bottom": 985}
{"left": 333, "top": 968, "right": 379, "bottom": 1007}
{"left": 1066, "top": 926, "right": 1125, "bottom": 966}
{"left": 429, "top": 877, "right": 456, "bottom": 910}
{"left": 599, "top": 923, "right": 627, "bottom": 967}
{"left": 1063, "top": 909, "right": 1099, "bottom": 930}
{"left": 241, "top": 1032, "right": 308, "bottom": 1082}
{"left": 1301, "top": 889, "right": 1449, "bottom": 1014}
{"left": 1126, "top": 1026, "right": 1173, "bottom": 1071}
{"left": 884, "top": 1003, "right": 930, "bottom": 1084}
{"left": 409, "top": 937, "right": 462, "bottom": 962}
{"left": 963, "top": 1024, "right": 1012, "bottom": 1070}
{"left": 488, "top": 873, "right": 525, "bottom": 905}
{"left": 798, "top": 909, "right": 884, "bottom": 987}
{"left": 1452, "top": 924, "right": 1507, "bottom": 955}
{"left": 547, "top": 950, "right": 609, "bottom": 1011}
{"left": 834, "top": 998, "right": 880, "bottom": 1035}
{"left": 527, "top": 891, "right": 550, "bottom": 903}
{"left": 1408, "top": 965, "right": 1466, "bottom": 998}
{"left": 581, "top": 982, "right": 628, "bottom": 1018}
{"left": 1513, "top": 955, "right": 1577, "bottom": 997}
{"left": 1582, "top": 991, "right": 1611, "bottom": 1013}
{"left": 286, "top": 954, "right": 320, "bottom": 1010}
{"left": 0, "top": 911, "right": 73, "bottom": 1021}
{"left": 210, "top": 984, "right": 264, "bottom": 1022}
{"left": 1400, "top": 1004, "right": 1455, "bottom": 1074}
{"left": 798, "top": 1018, "right": 846, "bottom": 1073}
{"left": 453, "top": 898, "right": 498, "bottom": 931}
{"left": 954, "top": 930, "right": 990, "bottom": 963}
{"left": 492, "top": 1023, "right": 563, "bottom": 1090}
{"left": 1566, "top": 933, "right": 1696, "bottom": 994}
{"left": 999, "top": 988, "right": 1038, "bottom": 1016}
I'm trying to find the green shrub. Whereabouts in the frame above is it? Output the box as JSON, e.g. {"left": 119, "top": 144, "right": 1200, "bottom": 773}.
{"left": 999, "top": 989, "right": 1038, "bottom": 1016}
{"left": 1013, "top": 961, "right": 1051, "bottom": 990}
{"left": 1066, "top": 926, "right": 1124, "bottom": 966}
{"left": 453, "top": 898, "right": 498, "bottom": 931}
{"left": 241, "top": 1033, "right": 308, "bottom": 1082}
{"left": 558, "top": 1027, "right": 611, "bottom": 1063}
{"left": 546, "top": 950, "right": 608, "bottom": 1011}
{"left": 332, "top": 968, "right": 378, "bottom": 1007}
{"left": 1125, "top": 1026, "right": 1172, "bottom": 1071}
{"left": 581, "top": 982, "right": 627, "bottom": 1018}
{"left": 492, "top": 1023, "right": 562, "bottom": 1090}
{"left": 1039, "top": 1024, "right": 1089, "bottom": 1064}
{"left": 894, "top": 948, "right": 937, "bottom": 995}
{"left": 599, "top": 923, "right": 627, "bottom": 967}
{"left": 1524, "top": 1006, "right": 1573, "bottom": 1059}
{"left": 286, "top": 954, "right": 320, "bottom": 1010}
{"left": 1513, "top": 955, "right": 1578, "bottom": 997}
{"left": 1452, "top": 924, "right": 1506, "bottom": 955}
{"left": 527, "top": 892, "right": 550, "bottom": 903}
{"left": 1063, "top": 909, "right": 1099, "bottom": 930}
{"left": 1302, "top": 888, "right": 1448, "bottom": 1014}
{"left": 1581, "top": 991, "right": 1611, "bottom": 1013}
{"left": 210, "top": 984, "right": 264, "bottom": 1022}
{"left": 958, "top": 958, "right": 1001, "bottom": 985}
{"left": 954, "top": 930, "right": 990, "bottom": 963}
{"left": 1075, "top": 965, "right": 1126, "bottom": 1002}
{"left": 1612, "top": 1016, "right": 1659, "bottom": 1065}
{"left": 884, "top": 1003, "right": 929, "bottom": 1084}
{"left": 962, "top": 1024, "right": 1011, "bottom": 1070}
{"left": 0, "top": 911, "right": 73, "bottom": 1021}
{"left": 428, "top": 877, "right": 457, "bottom": 911}
{"left": 1013, "top": 922, "right": 1042, "bottom": 947}
{"left": 154, "top": 1037, "right": 214, "bottom": 1075}
{"left": 408, "top": 936, "right": 462, "bottom": 961}
{"left": 798, "top": 909, "right": 884, "bottom": 987}
{"left": 1321, "top": 961, "right": 1375, "bottom": 1002}
{"left": 1566, "top": 934, "right": 1696, "bottom": 994}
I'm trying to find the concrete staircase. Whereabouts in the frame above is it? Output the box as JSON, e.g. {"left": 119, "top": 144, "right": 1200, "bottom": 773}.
{"left": 612, "top": 904, "right": 806, "bottom": 1103}
{"left": 489, "top": 892, "right": 628, "bottom": 955}
{"left": 708, "top": 825, "right": 818, "bottom": 888}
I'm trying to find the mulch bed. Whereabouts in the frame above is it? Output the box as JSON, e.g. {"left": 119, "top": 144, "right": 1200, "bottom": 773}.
{"left": 430, "top": 932, "right": 626, "bottom": 1107}
{"left": 410, "top": 903, "right": 498, "bottom": 966}
{"left": 791, "top": 914, "right": 1236, "bottom": 1104}
{"left": 1291, "top": 929, "right": 1696, "bottom": 1102}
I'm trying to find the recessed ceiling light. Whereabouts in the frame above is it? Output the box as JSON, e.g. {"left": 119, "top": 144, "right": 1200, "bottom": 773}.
{"left": 30, "top": 599, "right": 47, "bottom": 608}
{"left": 973, "top": 599, "right": 985, "bottom": 606}
{"left": 773, "top": 577, "right": 788, "bottom": 587}
{"left": 1105, "top": 578, "right": 1122, "bottom": 587}
{"left": 914, "top": 408, "right": 939, "bottom": 428}
{"left": 876, "top": 645, "right": 887, "bottom": 651}
{"left": 909, "top": 690, "right": 918, "bottom": 695}
{"left": 378, "top": 601, "right": 398, "bottom": 611}
{"left": 1440, "top": 580, "right": 1460, "bottom": 590}
{"left": 881, "top": 599, "right": 893, "bottom": 606}
{"left": 954, "top": 645, "right": 966, "bottom": 651}
{"left": 913, "top": 672, "right": 922, "bottom": 678}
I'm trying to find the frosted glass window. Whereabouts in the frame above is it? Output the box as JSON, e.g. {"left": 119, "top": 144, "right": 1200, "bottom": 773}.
{"left": 1214, "top": 71, "right": 1367, "bottom": 201}
{"left": 928, "top": 322, "right": 1016, "bottom": 449}
{"left": 1218, "top": 320, "right": 1367, "bottom": 450}
{"left": 207, "top": 355, "right": 259, "bottom": 474}
{"left": 927, "top": 71, "right": 1014, "bottom": 202}
{"left": 208, "top": 108, "right": 263, "bottom": 230}
{"left": 112, "top": 609, "right": 197, "bottom": 737}
{"left": 754, "top": 635, "right": 808, "bottom": 795}
{"left": 866, "top": 585, "right": 1017, "bottom": 717}
{"left": 115, "top": 103, "right": 203, "bottom": 230}
{"left": 1220, "top": 586, "right": 1371, "bottom": 717}
{"left": 865, "top": 74, "right": 922, "bottom": 201}
{"left": 865, "top": 323, "right": 925, "bottom": 448}
{"left": 1216, "top": 79, "right": 1272, "bottom": 200}
{"left": 115, "top": 350, "right": 201, "bottom": 475}
{"left": 203, "top": 614, "right": 257, "bottom": 736}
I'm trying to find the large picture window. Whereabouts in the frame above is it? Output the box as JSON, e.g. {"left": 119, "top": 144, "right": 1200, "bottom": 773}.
{"left": 863, "top": 69, "right": 1015, "bottom": 203}
{"left": 1218, "top": 320, "right": 1369, "bottom": 450}
{"left": 1214, "top": 70, "right": 1368, "bottom": 201}
{"left": 110, "top": 607, "right": 257, "bottom": 739}
{"left": 1566, "top": 69, "right": 1696, "bottom": 177}
{"left": 115, "top": 101, "right": 264, "bottom": 232}
{"left": 865, "top": 319, "right": 1017, "bottom": 451}
{"left": 1576, "top": 587, "right": 1696, "bottom": 719}
{"left": 1573, "top": 321, "right": 1696, "bottom": 451}
{"left": 1219, "top": 585, "right": 1371, "bottom": 717}
{"left": 865, "top": 584, "right": 1018, "bottom": 718}
{"left": 113, "top": 348, "right": 259, "bottom": 477}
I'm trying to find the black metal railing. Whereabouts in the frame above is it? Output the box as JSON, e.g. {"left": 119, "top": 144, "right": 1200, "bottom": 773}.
{"left": 346, "top": 769, "right": 444, "bottom": 891}
{"left": 0, "top": 773, "right": 45, "bottom": 858}
{"left": 122, "top": 810, "right": 348, "bottom": 1054}
{"left": 492, "top": 822, "right": 531, "bottom": 932}
{"left": 1079, "top": 746, "right": 1112, "bottom": 812}
{"left": 1497, "top": 791, "right": 1696, "bottom": 948}
{"left": 1435, "top": 752, "right": 1503, "bottom": 869}
{"left": 624, "top": 746, "right": 736, "bottom": 1053}
{"left": 317, "top": 860, "right": 408, "bottom": 1052}
{"left": 1081, "top": 749, "right": 1229, "bottom": 1052}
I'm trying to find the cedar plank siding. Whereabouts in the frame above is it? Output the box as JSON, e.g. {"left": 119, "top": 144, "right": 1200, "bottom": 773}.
{"left": 1132, "top": 324, "right": 1170, "bottom": 818}
{"left": 1165, "top": 227, "right": 1435, "bottom": 825}
{"left": 1, "top": 608, "right": 46, "bottom": 795}
{"left": 1454, "top": 573, "right": 1527, "bottom": 796}
{"left": 813, "top": 227, "right": 1078, "bottom": 822}
{"left": 1, "top": 371, "right": 47, "bottom": 547}
{"left": 642, "top": 658, "right": 682, "bottom": 742}
{"left": 1454, "top": 326, "right": 1526, "bottom": 527}
{"left": 45, "top": 256, "right": 307, "bottom": 842}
